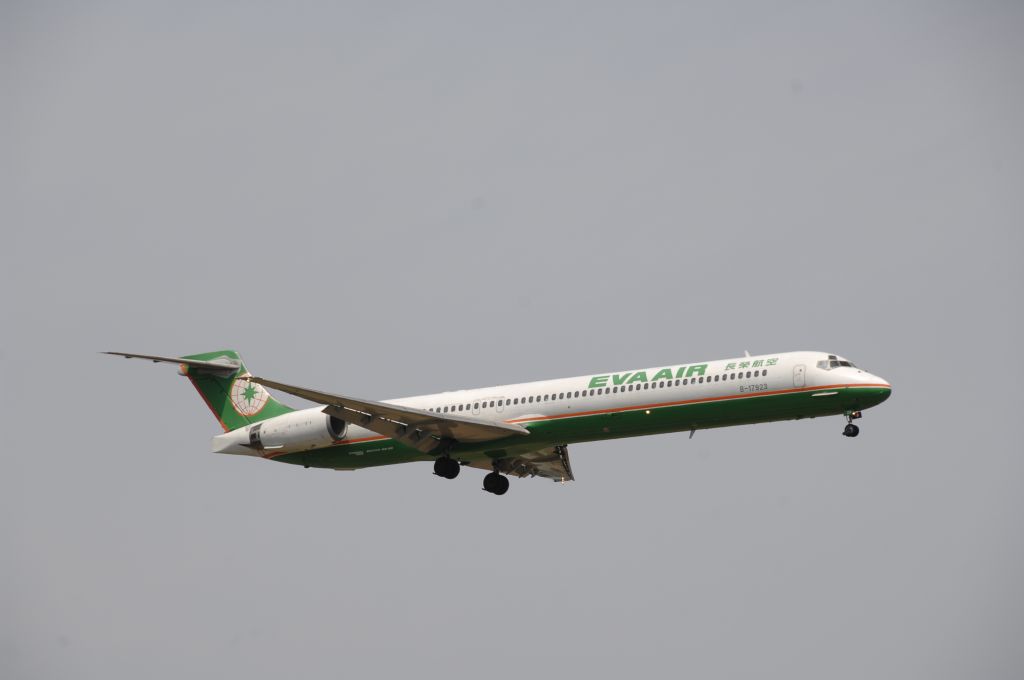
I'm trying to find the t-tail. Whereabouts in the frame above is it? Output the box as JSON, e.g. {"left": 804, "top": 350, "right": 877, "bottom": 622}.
{"left": 104, "top": 350, "right": 293, "bottom": 431}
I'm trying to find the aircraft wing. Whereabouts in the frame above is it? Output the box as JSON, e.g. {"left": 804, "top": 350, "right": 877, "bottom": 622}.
{"left": 465, "top": 445, "right": 575, "bottom": 483}
{"left": 249, "top": 376, "right": 530, "bottom": 454}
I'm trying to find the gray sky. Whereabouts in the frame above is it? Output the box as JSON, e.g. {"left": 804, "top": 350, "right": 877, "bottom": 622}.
{"left": 4, "top": 2, "right": 1023, "bottom": 678}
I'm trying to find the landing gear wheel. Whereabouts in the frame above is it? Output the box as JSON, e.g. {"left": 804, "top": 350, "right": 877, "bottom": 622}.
{"left": 433, "top": 457, "right": 460, "bottom": 479}
{"left": 483, "top": 472, "right": 510, "bottom": 495}
{"left": 843, "top": 423, "right": 860, "bottom": 437}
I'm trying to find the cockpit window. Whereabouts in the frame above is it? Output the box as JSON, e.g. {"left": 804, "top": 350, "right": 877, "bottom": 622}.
{"left": 817, "top": 354, "right": 857, "bottom": 370}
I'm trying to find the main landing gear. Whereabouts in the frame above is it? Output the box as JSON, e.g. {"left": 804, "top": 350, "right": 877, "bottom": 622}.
{"left": 433, "top": 456, "right": 460, "bottom": 479}
{"left": 843, "top": 411, "right": 862, "bottom": 438}
{"left": 433, "top": 456, "right": 510, "bottom": 495}
{"left": 483, "top": 471, "right": 510, "bottom": 496}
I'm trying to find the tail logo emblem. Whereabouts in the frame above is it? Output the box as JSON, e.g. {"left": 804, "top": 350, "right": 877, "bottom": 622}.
{"left": 230, "top": 374, "right": 270, "bottom": 416}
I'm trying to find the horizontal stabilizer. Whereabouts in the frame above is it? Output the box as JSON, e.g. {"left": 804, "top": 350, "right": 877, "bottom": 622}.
{"left": 103, "top": 351, "right": 241, "bottom": 376}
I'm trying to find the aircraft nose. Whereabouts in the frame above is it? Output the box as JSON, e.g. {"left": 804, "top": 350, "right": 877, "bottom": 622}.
{"left": 878, "top": 381, "right": 892, "bottom": 403}
{"left": 867, "top": 374, "right": 892, "bottom": 404}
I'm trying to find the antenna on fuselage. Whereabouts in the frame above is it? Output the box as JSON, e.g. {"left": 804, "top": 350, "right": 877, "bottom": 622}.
{"left": 744, "top": 350, "right": 751, "bottom": 357}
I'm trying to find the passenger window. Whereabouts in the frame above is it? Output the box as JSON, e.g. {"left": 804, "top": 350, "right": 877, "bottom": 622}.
{"left": 763, "top": 370, "right": 768, "bottom": 377}
{"left": 713, "top": 376, "right": 719, "bottom": 382}
{"left": 489, "top": 400, "right": 495, "bottom": 407}
{"left": 746, "top": 371, "right": 751, "bottom": 378}
{"left": 559, "top": 393, "right": 564, "bottom": 399}
{"left": 699, "top": 376, "right": 704, "bottom": 383}
{"left": 730, "top": 373, "right": 735, "bottom": 380}
{"left": 589, "top": 389, "right": 595, "bottom": 396}
{"left": 675, "top": 379, "right": 680, "bottom": 386}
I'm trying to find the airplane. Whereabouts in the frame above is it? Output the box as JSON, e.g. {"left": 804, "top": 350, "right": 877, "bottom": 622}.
{"left": 105, "top": 350, "right": 891, "bottom": 495}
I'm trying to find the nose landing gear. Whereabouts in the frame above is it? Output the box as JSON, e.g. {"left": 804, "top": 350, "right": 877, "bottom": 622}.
{"left": 843, "top": 411, "right": 862, "bottom": 437}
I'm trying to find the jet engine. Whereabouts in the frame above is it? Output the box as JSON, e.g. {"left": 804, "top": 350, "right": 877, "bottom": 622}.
{"left": 212, "top": 408, "right": 348, "bottom": 456}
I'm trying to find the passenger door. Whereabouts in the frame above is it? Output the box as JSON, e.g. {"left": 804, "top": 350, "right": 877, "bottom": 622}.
{"left": 793, "top": 364, "right": 806, "bottom": 388}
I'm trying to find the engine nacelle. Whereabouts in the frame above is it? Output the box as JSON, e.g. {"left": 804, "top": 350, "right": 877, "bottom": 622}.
{"left": 212, "top": 408, "right": 347, "bottom": 456}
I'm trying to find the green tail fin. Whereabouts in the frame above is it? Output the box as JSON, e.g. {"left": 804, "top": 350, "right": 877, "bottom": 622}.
{"left": 181, "top": 350, "right": 293, "bottom": 431}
